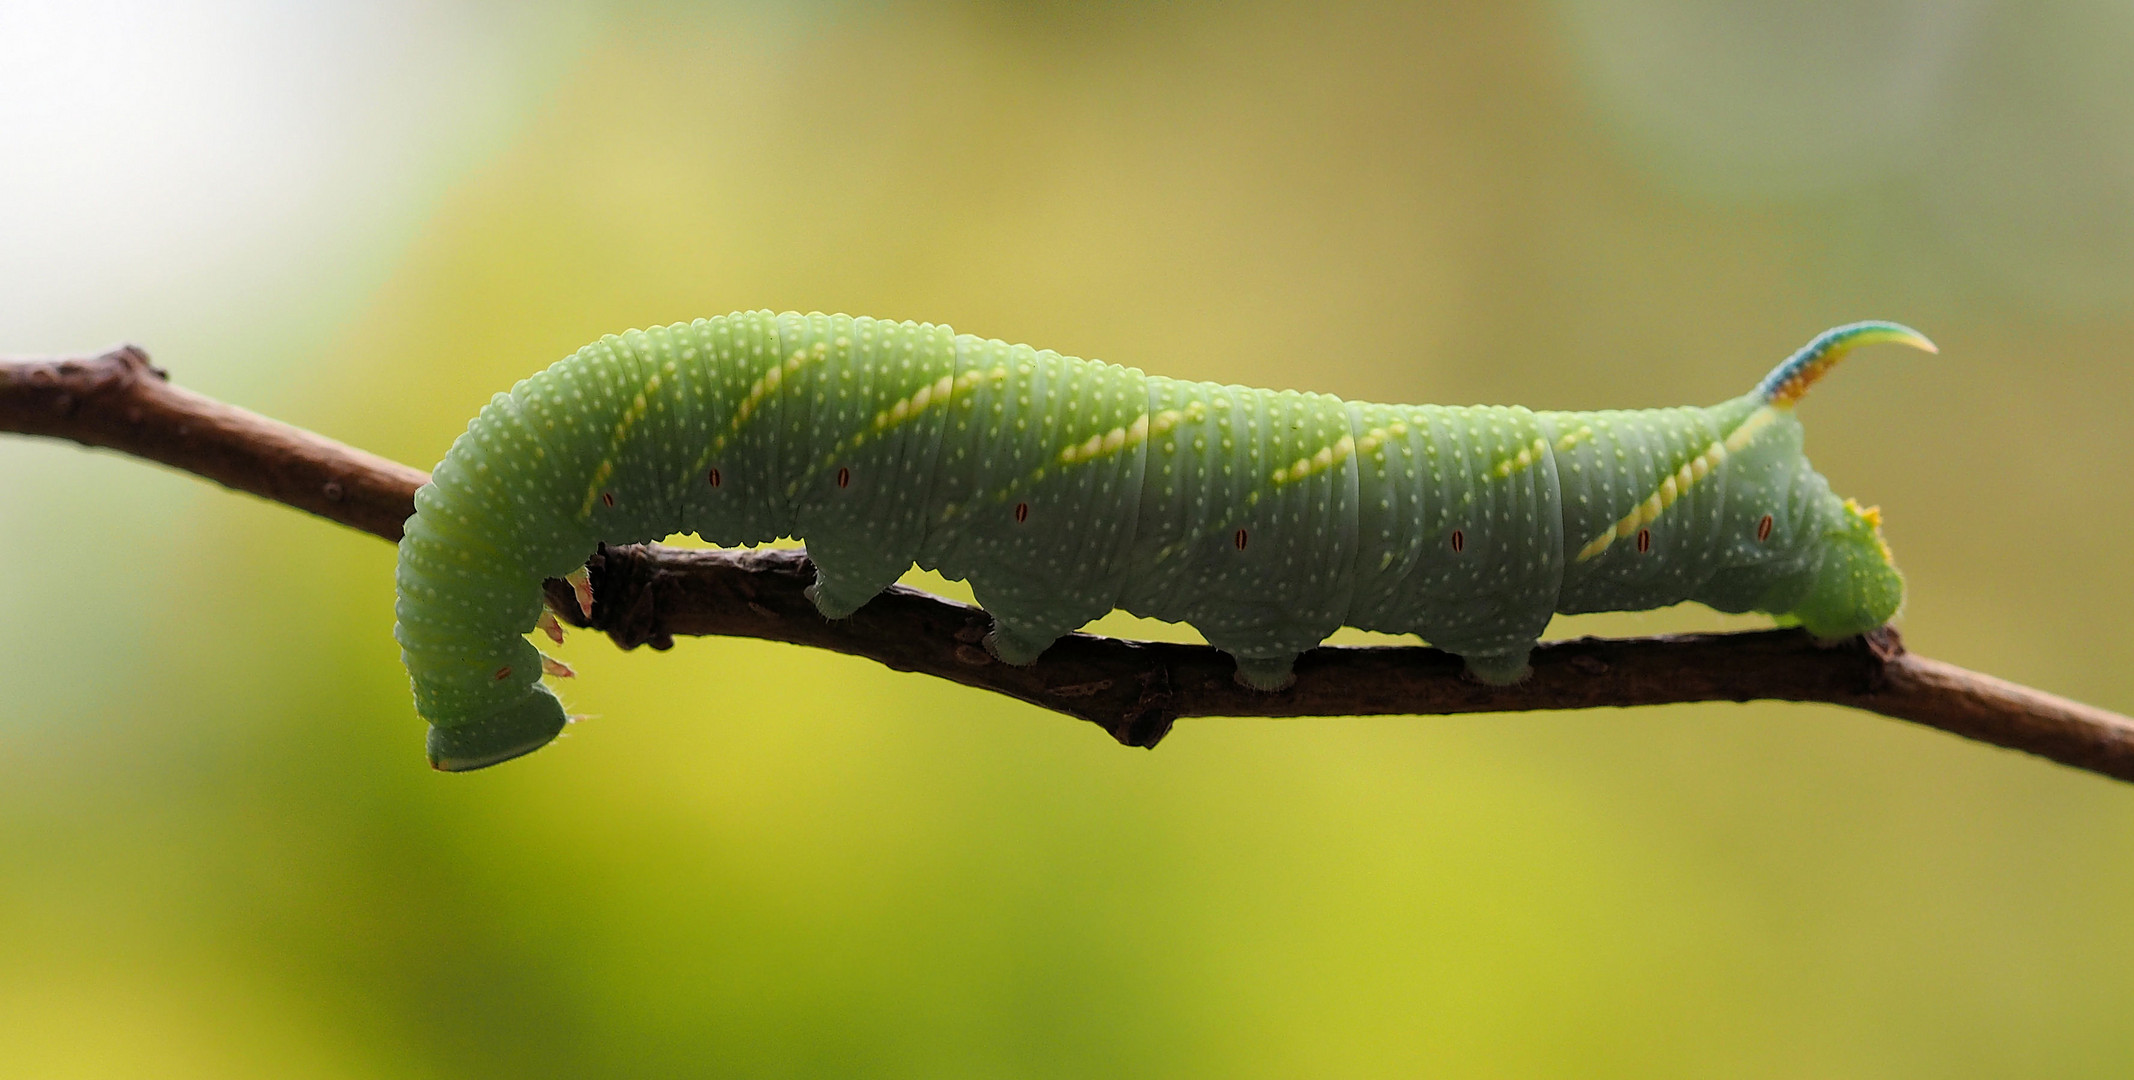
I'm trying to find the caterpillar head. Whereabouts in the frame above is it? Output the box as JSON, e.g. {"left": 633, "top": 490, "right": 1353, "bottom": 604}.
{"left": 426, "top": 687, "right": 569, "bottom": 771}
{"left": 1789, "top": 498, "right": 1903, "bottom": 641}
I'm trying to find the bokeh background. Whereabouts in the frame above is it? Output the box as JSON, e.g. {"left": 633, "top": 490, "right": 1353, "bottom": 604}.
{"left": 5, "top": 1, "right": 2133, "bottom": 1075}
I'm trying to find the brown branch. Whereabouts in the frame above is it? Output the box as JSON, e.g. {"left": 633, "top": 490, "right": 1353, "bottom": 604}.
{"left": 9, "top": 345, "right": 2134, "bottom": 783}
{"left": 0, "top": 344, "right": 428, "bottom": 540}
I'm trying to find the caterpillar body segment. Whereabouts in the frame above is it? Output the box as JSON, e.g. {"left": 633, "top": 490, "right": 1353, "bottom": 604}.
{"left": 395, "top": 312, "right": 1933, "bottom": 770}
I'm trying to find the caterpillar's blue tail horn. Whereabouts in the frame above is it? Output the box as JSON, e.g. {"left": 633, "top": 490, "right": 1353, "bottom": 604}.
{"left": 1756, "top": 321, "right": 1937, "bottom": 406}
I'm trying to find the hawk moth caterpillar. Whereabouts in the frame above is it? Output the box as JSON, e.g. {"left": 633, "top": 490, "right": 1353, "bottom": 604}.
{"left": 394, "top": 312, "right": 1934, "bottom": 770}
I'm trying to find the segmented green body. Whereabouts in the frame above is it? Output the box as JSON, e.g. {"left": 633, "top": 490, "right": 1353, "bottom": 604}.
{"left": 396, "top": 311, "right": 1931, "bottom": 770}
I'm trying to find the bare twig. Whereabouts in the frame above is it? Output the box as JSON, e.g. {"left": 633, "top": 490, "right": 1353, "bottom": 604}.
{"left": 8, "top": 345, "right": 2133, "bottom": 783}
{"left": 0, "top": 345, "right": 425, "bottom": 540}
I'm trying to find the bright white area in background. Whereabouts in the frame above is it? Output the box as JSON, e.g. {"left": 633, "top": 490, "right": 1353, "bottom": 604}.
{"left": 0, "top": 0, "right": 596, "bottom": 365}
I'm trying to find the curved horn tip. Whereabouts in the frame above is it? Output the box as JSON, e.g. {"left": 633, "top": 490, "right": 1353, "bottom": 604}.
{"left": 1831, "top": 320, "right": 1938, "bottom": 356}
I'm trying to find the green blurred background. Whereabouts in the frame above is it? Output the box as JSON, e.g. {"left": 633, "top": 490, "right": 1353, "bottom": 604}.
{"left": 5, "top": 1, "right": 2133, "bottom": 1075}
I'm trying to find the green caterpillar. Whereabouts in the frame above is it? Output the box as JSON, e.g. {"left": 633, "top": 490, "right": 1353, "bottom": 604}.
{"left": 394, "top": 312, "right": 1934, "bottom": 771}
